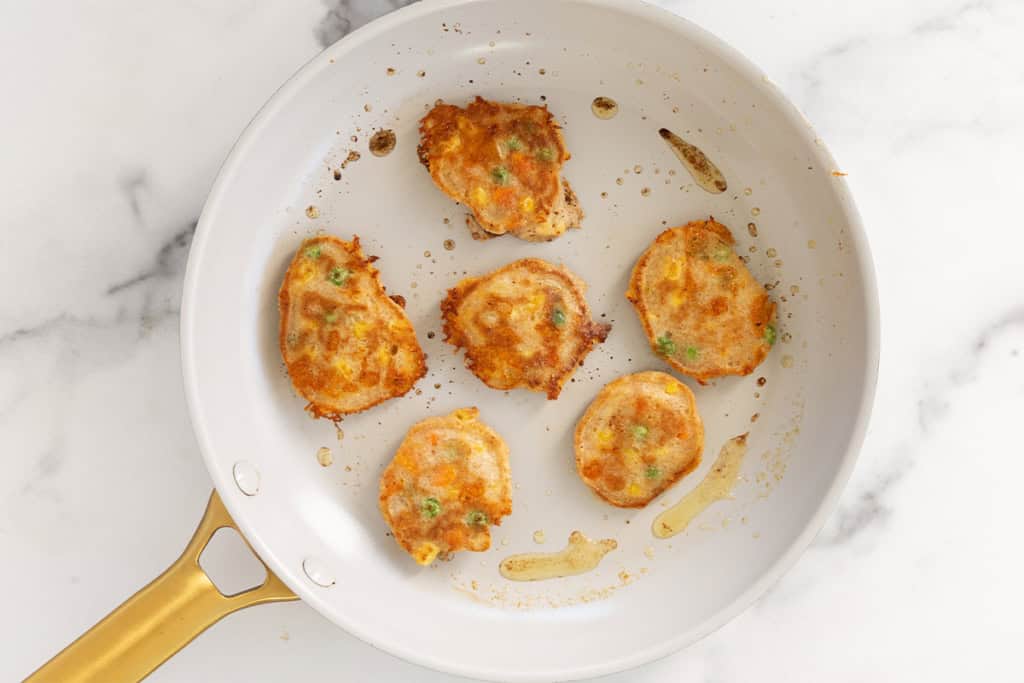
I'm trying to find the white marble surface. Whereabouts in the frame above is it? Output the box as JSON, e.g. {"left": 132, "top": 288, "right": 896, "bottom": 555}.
{"left": 2, "top": 0, "right": 1021, "bottom": 680}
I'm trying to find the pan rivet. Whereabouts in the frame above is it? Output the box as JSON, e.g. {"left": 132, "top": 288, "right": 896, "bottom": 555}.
{"left": 232, "top": 461, "right": 260, "bottom": 496}
{"left": 303, "top": 557, "right": 336, "bottom": 587}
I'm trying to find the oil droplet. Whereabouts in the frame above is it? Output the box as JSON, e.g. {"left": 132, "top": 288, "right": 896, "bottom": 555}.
{"left": 368, "top": 129, "right": 396, "bottom": 157}
{"left": 765, "top": 247, "right": 778, "bottom": 258}
{"left": 633, "top": 164, "right": 643, "bottom": 174}
{"left": 305, "top": 205, "right": 320, "bottom": 219}
{"left": 600, "top": 191, "right": 608, "bottom": 199}
{"left": 653, "top": 434, "right": 748, "bottom": 538}
{"left": 332, "top": 169, "right": 341, "bottom": 181}
{"left": 747, "top": 222, "right": 758, "bottom": 237}
{"left": 591, "top": 96, "right": 619, "bottom": 119}
{"left": 538, "top": 68, "right": 546, "bottom": 75}
{"left": 640, "top": 187, "right": 651, "bottom": 197}
{"left": 232, "top": 461, "right": 260, "bottom": 496}
{"left": 532, "top": 530, "right": 545, "bottom": 544}
{"left": 743, "top": 187, "right": 753, "bottom": 196}
{"left": 751, "top": 207, "right": 761, "bottom": 216}
{"left": 807, "top": 239, "right": 817, "bottom": 249}
{"left": 499, "top": 531, "right": 617, "bottom": 582}
{"left": 363, "top": 103, "right": 372, "bottom": 112}
{"left": 658, "top": 128, "right": 727, "bottom": 194}
{"left": 416, "top": 70, "right": 426, "bottom": 78}
{"left": 423, "top": 250, "right": 432, "bottom": 258}
{"left": 615, "top": 177, "right": 623, "bottom": 185}
{"left": 385, "top": 67, "right": 396, "bottom": 76}
{"left": 790, "top": 284, "right": 800, "bottom": 295}
{"left": 302, "top": 557, "right": 336, "bottom": 587}
{"left": 316, "top": 446, "right": 333, "bottom": 467}
{"left": 781, "top": 332, "right": 793, "bottom": 344}
{"left": 477, "top": 57, "right": 487, "bottom": 65}
{"left": 781, "top": 355, "right": 794, "bottom": 368}
{"left": 443, "top": 239, "right": 456, "bottom": 251}
{"left": 643, "top": 546, "right": 655, "bottom": 559}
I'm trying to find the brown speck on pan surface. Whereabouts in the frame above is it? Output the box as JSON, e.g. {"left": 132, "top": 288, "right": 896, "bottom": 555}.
{"left": 591, "top": 96, "right": 618, "bottom": 119}
{"left": 305, "top": 205, "right": 320, "bottom": 219}
{"left": 386, "top": 67, "right": 396, "bottom": 76}
{"left": 417, "top": 69, "right": 426, "bottom": 77}
{"left": 341, "top": 150, "right": 361, "bottom": 169}
{"left": 369, "top": 129, "right": 397, "bottom": 157}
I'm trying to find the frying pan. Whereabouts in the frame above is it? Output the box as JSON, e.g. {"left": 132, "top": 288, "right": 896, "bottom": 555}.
{"left": 28, "top": 0, "right": 878, "bottom": 680}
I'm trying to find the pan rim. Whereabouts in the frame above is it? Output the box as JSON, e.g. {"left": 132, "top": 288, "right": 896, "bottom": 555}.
{"left": 180, "top": 0, "right": 880, "bottom": 679}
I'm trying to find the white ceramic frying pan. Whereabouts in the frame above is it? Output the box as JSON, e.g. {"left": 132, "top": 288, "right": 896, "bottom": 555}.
{"left": 28, "top": 1, "right": 878, "bottom": 681}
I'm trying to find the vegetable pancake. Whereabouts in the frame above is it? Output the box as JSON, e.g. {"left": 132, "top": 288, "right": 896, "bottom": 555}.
{"left": 441, "top": 258, "right": 610, "bottom": 399}
{"left": 418, "top": 96, "right": 582, "bottom": 242}
{"left": 278, "top": 235, "right": 426, "bottom": 420}
{"left": 379, "top": 408, "right": 512, "bottom": 566}
{"left": 627, "top": 219, "right": 776, "bottom": 383}
{"left": 575, "top": 371, "right": 704, "bottom": 508}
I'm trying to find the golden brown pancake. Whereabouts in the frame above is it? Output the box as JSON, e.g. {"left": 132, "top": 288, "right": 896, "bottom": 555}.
{"left": 379, "top": 408, "right": 512, "bottom": 565}
{"left": 418, "top": 96, "right": 582, "bottom": 242}
{"left": 626, "top": 219, "right": 776, "bottom": 383}
{"left": 278, "top": 235, "right": 426, "bottom": 420}
{"left": 441, "top": 258, "right": 610, "bottom": 399}
{"left": 575, "top": 371, "right": 704, "bottom": 508}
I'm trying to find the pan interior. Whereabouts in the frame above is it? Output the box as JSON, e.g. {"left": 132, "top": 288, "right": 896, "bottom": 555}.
{"left": 182, "top": 1, "right": 876, "bottom": 679}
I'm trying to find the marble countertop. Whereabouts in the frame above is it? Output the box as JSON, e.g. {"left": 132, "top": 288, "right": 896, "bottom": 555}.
{"left": 2, "top": 0, "right": 1021, "bottom": 680}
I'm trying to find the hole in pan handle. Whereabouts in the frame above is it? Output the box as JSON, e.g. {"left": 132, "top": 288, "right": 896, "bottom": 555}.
{"left": 25, "top": 490, "right": 297, "bottom": 683}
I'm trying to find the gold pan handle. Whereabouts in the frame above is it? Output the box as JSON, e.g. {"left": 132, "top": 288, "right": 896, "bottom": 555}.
{"left": 26, "top": 490, "right": 297, "bottom": 683}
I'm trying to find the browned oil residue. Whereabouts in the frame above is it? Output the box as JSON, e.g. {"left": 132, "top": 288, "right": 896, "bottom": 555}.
{"left": 499, "top": 531, "right": 617, "bottom": 581}
{"left": 443, "top": 238, "right": 456, "bottom": 251}
{"left": 591, "top": 96, "right": 619, "bottom": 120}
{"left": 653, "top": 434, "right": 748, "bottom": 538}
{"left": 658, "top": 127, "right": 727, "bottom": 194}
{"left": 341, "top": 150, "right": 361, "bottom": 169}
{"left": 369, "top": 129, "right": 396, "bottom": 157}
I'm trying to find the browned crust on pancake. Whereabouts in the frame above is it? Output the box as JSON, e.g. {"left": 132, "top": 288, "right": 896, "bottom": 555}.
{"left": 418, "top": 96, "right": 581, "bottom": 242}
{"left": 626, "top": 218, "right": 776, "bottom": 383}
{"left": 574, "top": 372, "right": 704, "bottom": 508}
{"left": 378, "top": 407, "right": 512, "bottom": 564}
{"left": 441, "top": 258, "right": 610, "bottom": 399}
{"left": 278, "top": 235, "right": 426, "bottom": 420}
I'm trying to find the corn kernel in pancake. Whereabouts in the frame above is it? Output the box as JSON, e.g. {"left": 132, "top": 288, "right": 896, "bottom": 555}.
{"left": 626, "top": 219, "right": 776, "bottom": 383}
{"left": 278, "top": 235, "right": 426, "bottom": 419}
{"left": 379, "top": 408, "right": 512, "bottom": 565}
{"left": 441, "top": 258, "right": 610, "bottom": 399}
{"left": 418, "top": 96, "right": 582, "bottom": 242}
{"left": 575, "top": 372, "right": 704, "bottom": 508}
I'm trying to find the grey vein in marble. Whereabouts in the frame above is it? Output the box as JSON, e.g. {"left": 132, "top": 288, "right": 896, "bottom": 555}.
{"left": 816, "top": 305, "right": 1024, "bottom": 547}
{"left": 315, "top": 0, "right": 420, "bottom": 48}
